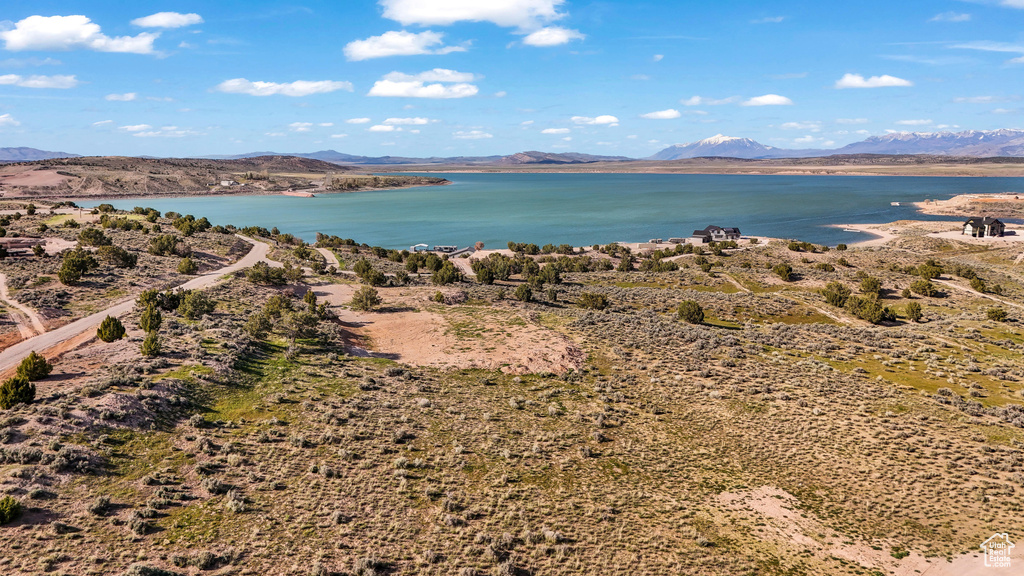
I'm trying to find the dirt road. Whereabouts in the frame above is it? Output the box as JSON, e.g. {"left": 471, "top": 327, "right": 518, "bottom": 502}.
{"left": 0, "top": 272, "right": 47, "bottom": 337}
{"left": 0, "top": 235, "right": 270, "bottom": 374}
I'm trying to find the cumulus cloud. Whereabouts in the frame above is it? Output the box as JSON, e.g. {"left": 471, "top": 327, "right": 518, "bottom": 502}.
{"left": 652, "top": 54, "right": 664, "bottom": 62}
{"left": 741, "top": 94, "right": 793, "bottom": 106}
{"left": 131, "top": 12, "right": 203, "bottom": 28}
{"left": 0, "top": 15, "right": 159, "bottom": 54}
{"left": 384, "top": 117, "right": 430, "bottom": 125}
{"left": 682, "top": 95, "right": 738, "bottom": 106}
{"left": 541, "top": 128, "right": 570, "bottom": 134}
{"left": 929, "top": 11, "right": 970, "bottom": 22}
{"left": 132, "top": 125, "right": 201, "bottom": 138}
{"left": 330, "top": 133, "right": 349, "bottom": 138}
{"left": 453, "top": 130, "right": 493, "bottom": 139}
{"left": 641, "top": 109, "right": 681, "bottom": 119}
{"left": 369, "top": 124, "right": 398, "bottom": 132}
{"left": 343, "top": 30, "right": 466, "bottom": 61}
{"left": 896, "top": 119, "right": 932, "bottom": 125}
{"left": 780, "top": 121, "right": 821, "bottom": 131}
{"left": 105, "top": 92, "right": 137, "bottom": 101}
{"left": 289, "top": 122, "right": 314, "bottom": 132}
{"left": 346, "top": 117, "right": 372, "bottom": 124}
{"left": 836, "top": 118, "right": 870, "bottom": 124}
{"left": 834, "top": 73, "right": 913, "bottom": 89}
{"left": 119, "top": 124, "right": 152, "bottom": 132}
{"left": 0, "top": 114, "right": 21, "bottom": 127}
{"left": 522, "top": 26, "right": 584, "bottom": 46}
{"left": 0, "top": 74, "right": 78, "bottom": 89}
{"left": 215, "top": 78, "right": 354, "bottom": 97}
{"left": 368, "top": 69, "right": 479, "bottom": 98}
{"left": 380, "top": 0, "right": 566, "bottom": 29}
{"left": 571, "top": 115, "right": 618, "bottom": 125}
{"left": 954, "top": 96, "right": 995, "bottom": 103}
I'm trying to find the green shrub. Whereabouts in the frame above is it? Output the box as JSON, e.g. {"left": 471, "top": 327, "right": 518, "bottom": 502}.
{"left": 476, "top": 267, "right": 495, "bottom": 285}
{"left": 905, "top": 301, "right": 923, "bottom": 323}
{"left": 677, "top": 300, "right": 704, "bottom": 324}
{"left": 910, "top": 279, "right": 937, "bottom": 297}
{"left": 577, "top": 292, "right": 609, "bottom": 310}
{"left": 772, "top": 263, "right": 793, "bottom": 281}
{"left": 58, "top": 247, "right": 99, "bottom": 286}
{"left": 970, "top": 277, "right": 986, "bottom": 293}
{"left": 835, "top": 243, "right": 847, "bottom": 251}
{"left": 245, "top": 261, "right": 286, "bottom": 285}
{"left": 139, "top": 304, "right": 162, "bottom": 332}
{"left": 97, "top": 316, "right": 126, "bottom": 342}
{"left": 0, "top": 495, "right": 22, "bottom": 524}
{"left": 16, "top": 351, "right": 52, "bottom": 381}
{"left": 987, "top": 307, "right": 1008, "bottom": 322}
{"left": 177, "top": 257, "right": 198, "bottom": 275}
{"left": 31, "top": 244, "right": 45, "bottom": 258}
{"left": 821, "top": 281, "right": 851, "bottom": 308}
{"left": 96, "top": 245, "right": 137, "bottom": 268}
{"left": 844, "top": 295, "right": 895, "bottom": 324}
{"left": 349, "top": 286, "right": 382, "bottom": 311}
{"left": 77, "top": 227, "right": 111, "bottom": 246}
{"left": 141, "top": 331, "right": 161, "bottom": 357}
{"left": 0, "top": 376, "right": 35, "bottom": 409}
{"left": 514, "top": 284, "right": 532, "bottom": 302}
{"left": 860, "top": 276, "right": 882, "bottom": 296}
{"left": 178, "top": 290, "right": 214, "bottom": 320}
{"left": 148, "top": 234, "right": 190, "bottom": 257}
{"left": 431, "top": 261, "right": 462, "bottom": 285}
{"left": 918, "top": 263, "right": 942, "bottom": 280}
{"left": 432, "top": 291, "right": 445, "bottom": 303}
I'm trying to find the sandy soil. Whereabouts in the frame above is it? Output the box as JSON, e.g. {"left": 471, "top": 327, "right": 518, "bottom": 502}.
{"left": 312, "top": 282, "right": 585, "bottom": 374}
{"left": 914, "top": 193, "right": 1024, "bottom": 216}
{"left": 718, "top": 487, "right": 991, "bottom": 576}
{"left": 834, "top": 220, "right": 1024, "bottom": 248}
{"left": 0, "top": 168, "right": 70, "bottom": 187}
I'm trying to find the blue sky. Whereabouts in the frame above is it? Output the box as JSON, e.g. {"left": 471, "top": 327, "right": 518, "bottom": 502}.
{"left": 0, "top": 0, "right": 1023, "bottom": 157}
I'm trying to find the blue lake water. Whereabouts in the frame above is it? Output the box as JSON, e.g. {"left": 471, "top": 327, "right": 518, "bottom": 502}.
{"left": 85, "top": 173, "right": 1024, "bottom": 249}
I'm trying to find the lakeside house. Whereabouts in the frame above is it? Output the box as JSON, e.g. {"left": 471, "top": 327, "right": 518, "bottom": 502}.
{"left": 963, "top": 216, "right": 1005, "bottom": 238}
{"left": 687, "top": 225, "right": 741, "bottom": 244}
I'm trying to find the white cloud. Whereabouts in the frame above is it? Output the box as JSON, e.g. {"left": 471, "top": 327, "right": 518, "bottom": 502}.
{"left": 0, "top": 114, "right": 20, "bottom": 127}
{"left": 131, "top": 12, "right": 203, "bottom": 28}
{"left": 0, "top": 74, "right": 79, "bottom": 89}
{"left": 993, "top": 108, "right": 1018, "bottom": 114}
{"left": 289, "top": 122, "right": 314, "bottom": 132}
{"left": 215, "top": 78, "right": 353, "bottom": 97}
{"left": 836, "top": 118, "right": 869, "bottom": 124}
{"left": 319, "top": 122, "right": 333, "bottom": 127}
{"left": 346, "top": 118, "right": 372, "bottom": 124}
{"left": 495, "top": 90, "right": 507, "bottom": 97}
{"left": 562, "top": 136, "right": 572, "bottom": 141}
{"left": 132, "top": 126, "right": 201, "bottom": 138}
{"left": 953, "top": 41, "right": 1024, "bottom": 64}
{"left": 780, "top": 121, "right": 821, "bottom": 131}
{"left": 343, "top": 30, "right": 466, "bottom": 61}
{"left": 119, "top": 124, "right": 153, "bottom": 132}
{"left": 105, "top": 92, "right": 137, "bottom": 101}
{"left": 453, "top": 130, "right": 493, "bottom": 139}
{"left": 929, "top": 11, "right": 970, "bottom": 22}
{"left": 641, "top": 109, "right": 681, "bottom": 119}
{"left": 834, "top": 73, "right": 913, "bottom": 89}
{"left": 751, "top": 16, "right": 785, "bottom": 24}
{"left": 682, "top": 95, "right": 738, "bottom": 106}
{"left": 383, "top": 117, "right": 431, "bottom": 125}
{"left": 896, "top": 119, "right": 932, "bottom": 125}
{"left": 521, "top": 120, "right": 534, "bottom": 126}
{"left": 330, "top": 133, "right": 349, "bottom": 138}
{"left": 381, "top": 0, "right": 567, "bottom": 29}
{"left": 954, "top": 96, "right": 995, "bottom": 103}
{"left": 369, "top": 125, "right": 397, "bottom": 132}
{"left": 522, "top": 26, "right": 585, "bottom": 46}
{"left": 368, "top": 69, "right": 478, "bottom": 98}
{"left": 92, "top": 119, "right": 113, "bottom": 126}
{"left": 741, "top": 94, "right": 793, "bottom": 106}
{"left": 541, "top": 128, "right": 570, "bottom": 134}
{"left": 794, "top": 135, "right": 817, "bottom": 144}
{"left": 0, "top": 15, "right": 159, "bottom": 54}
{"left": 652, "top": 54, "right": 664, "bottom": 62}
{"left": 572, "top": 115, "right": 618, "bottom": 125}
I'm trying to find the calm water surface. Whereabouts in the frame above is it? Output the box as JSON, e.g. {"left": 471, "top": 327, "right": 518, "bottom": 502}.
{"left": 87, "top": 173, "right": 1024, "bottom": 248}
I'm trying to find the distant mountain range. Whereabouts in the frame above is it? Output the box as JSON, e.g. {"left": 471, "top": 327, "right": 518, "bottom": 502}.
{"left": 651, "top": 129, "right": 1024, "bottom": 160}
{"left": 0, "top": 147, "right": 80, "bottom": 162}
{"left": 7, "top": 129, "right": 1024, "bottom": 165}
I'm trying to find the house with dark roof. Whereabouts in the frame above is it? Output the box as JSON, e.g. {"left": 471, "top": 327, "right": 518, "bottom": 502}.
{"left": 963, "top": 217, "right": 1005, "bottom": 238}
{"left": 688, "top": 225, "right": 741, "bottom": 244}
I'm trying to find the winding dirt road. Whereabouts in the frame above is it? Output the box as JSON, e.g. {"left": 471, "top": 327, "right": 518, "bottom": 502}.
{"left": 0, "top": 235, "right": 270, "bottom": 374}
{"left": 0, "top": 273, "right": 47, "bottom": 338}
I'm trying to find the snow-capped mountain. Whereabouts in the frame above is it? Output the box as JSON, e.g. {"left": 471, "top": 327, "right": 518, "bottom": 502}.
{"left": 651, "top": 129, "right": 1024, "bottom": 160}
{"left": 648, "top": 135, "right": 778, "bottom": 160}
